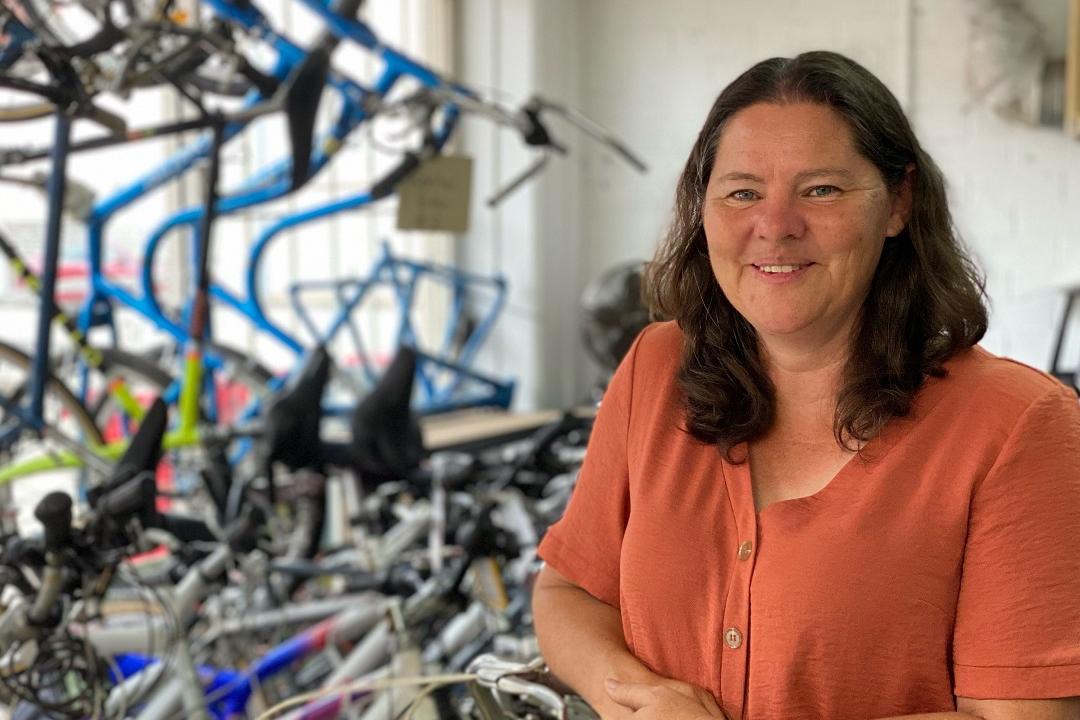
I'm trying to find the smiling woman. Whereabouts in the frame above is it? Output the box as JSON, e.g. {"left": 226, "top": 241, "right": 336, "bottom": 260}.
{"left": 647, "top": 53, "right": 989, "bottom": 460}
{"left": 532, "top": 51, "right": 1080, "bottom": 720}
{"left": 703, "top": 102, "right": 907, "bottom": 358}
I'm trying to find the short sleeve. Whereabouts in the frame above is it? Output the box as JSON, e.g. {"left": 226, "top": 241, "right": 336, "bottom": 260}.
{"left": 536, "top": 326, "right": 649, "bottom": 609}
{"left": 952, "top": 384, "right": 1080, "bottom": 699}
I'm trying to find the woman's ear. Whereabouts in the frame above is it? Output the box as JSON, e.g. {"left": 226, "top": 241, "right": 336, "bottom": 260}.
{"left": 885, "top": 163, "right": 916, "bottom": 237}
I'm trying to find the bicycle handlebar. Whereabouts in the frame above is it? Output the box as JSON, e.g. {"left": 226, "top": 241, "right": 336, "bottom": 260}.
{"left": 467, "top": 655, "right": 581, "bottom": 719}
{"left": 33, "top": 491, "right": 72, "bottom": 554}
{"left": 26, "top": 492, "right": 72, "bottom": 626}
{"left": 95, "top": 472, "right": 157, "bottom": 524}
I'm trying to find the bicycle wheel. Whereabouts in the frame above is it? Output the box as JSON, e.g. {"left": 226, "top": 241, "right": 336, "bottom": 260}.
{"left": 0, "top": 99, "right": 55, "bottom": 123}
{"left": 0, "top": 339, "right": 104, "bottom": 451}
{"left": 0, "top": 340, "right": 104, "bottom": 531}
{"left": 0, "top": 65, "right": 61, "bottom": 123}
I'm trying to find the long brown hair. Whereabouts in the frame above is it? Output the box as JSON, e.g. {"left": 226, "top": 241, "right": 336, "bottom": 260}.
{"left": 646, "top": 51, "right": 988, "bottom": 458}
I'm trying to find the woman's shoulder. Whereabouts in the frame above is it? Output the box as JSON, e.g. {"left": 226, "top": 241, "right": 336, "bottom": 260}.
{"left": 625, "top": 320, "right": 685, "bottom": 378}
{"left": 634, "top": 320, "right": 684, "bottom": 356}
{"left": 607, "top": 321, "right": 685, "bottom": 408}
{"left": 934, "top": 345, "right": 1077, "bottom": 418}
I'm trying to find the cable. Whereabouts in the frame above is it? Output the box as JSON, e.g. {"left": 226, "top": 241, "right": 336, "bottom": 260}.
{"left": 110, "top": 560, "right": 181, "bottom": 716}
{"left": 253, "top": 672, "right": 476, "bottom": 720}
{"left": 100, "top": 650, "right": 126, "bottom": 720}
{"left": 398, "top": 676, "right": 457, "bottom": 720}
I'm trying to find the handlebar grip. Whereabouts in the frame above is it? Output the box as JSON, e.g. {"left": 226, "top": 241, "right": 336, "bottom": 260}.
{"left": 240, "top": 61, "right": 280, "bottom": 99}
{"left": 225, "top": 504, "right": 264, "bottom": 554}
{"left": 521, "top": 105, "right": 554, "bottom": 149}
{"left": 96, "top": 474, "right": 156, "bottom": 524}
{"left": 158, "top": 514, "right": 218, "bottom": 544}
{"left": 371, "top": 153, "right": 423, "bottom": 200}
{"left": 34, "top": 492, "right": 73, "bottom": 554}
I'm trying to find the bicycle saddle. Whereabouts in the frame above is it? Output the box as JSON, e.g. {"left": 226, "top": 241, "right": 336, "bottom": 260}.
{"left": 263, "top": 345, "right": 331, "bottom": 474}
{"left": 349, "top": 346, "right": 425, "bottom": 483}
{"left": 283, "top": 47, "right": 330, "bottom": 190}
{"left": 88, "top": 396, "right": 167, "bottom": 505}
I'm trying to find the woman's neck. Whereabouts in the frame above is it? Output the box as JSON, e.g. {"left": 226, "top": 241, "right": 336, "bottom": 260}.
{"left": 759, "top": 331, "right": 852, "bottom": 436}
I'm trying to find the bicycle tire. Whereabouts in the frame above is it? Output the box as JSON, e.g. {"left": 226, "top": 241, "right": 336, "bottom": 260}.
{"left": 0, "top": 338, "right": 104, "bottom": 454}
{"left": 0, "top": 100, "right": 55, "bottom": 123}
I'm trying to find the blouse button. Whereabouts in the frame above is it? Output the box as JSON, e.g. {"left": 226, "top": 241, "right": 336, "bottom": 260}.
{"left": 737, "top": 540, "right": 753, "bottom": 561}
{"left": 724, "top": 627, "right": 743, "bottom": 649}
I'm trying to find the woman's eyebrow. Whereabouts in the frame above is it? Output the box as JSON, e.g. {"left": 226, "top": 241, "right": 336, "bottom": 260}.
{"left": 794, "top": 167, "right": 856, "bottom": 182}
{"left": 713, "top": 171, "right": 764, "bottom": 183}
{"left": 712, "top": 168, "right": 856, "bottom": 183}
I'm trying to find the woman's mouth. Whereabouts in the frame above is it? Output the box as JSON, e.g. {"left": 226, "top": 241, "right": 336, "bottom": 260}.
{"left": 751, "top": 262, "right": 814, "bottom": 282}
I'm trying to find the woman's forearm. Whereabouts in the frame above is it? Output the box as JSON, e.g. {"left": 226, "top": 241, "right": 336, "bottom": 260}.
{"left": 532, "top": 567, "right": 661, "bottom": 719}
{"left": 532, "top": 572, "right": 991, "bottom": 720}
{"left": 873, "top": 714, "right": 981, "bottom": 719}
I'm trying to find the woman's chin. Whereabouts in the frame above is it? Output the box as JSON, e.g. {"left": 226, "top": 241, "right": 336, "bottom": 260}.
{"left": 747, "top": 315, "right": 816, "bottom": 339}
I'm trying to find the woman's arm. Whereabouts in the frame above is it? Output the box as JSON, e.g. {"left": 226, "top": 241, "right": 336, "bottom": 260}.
{"left": 532, "top": 565, "right": 726, "bottom": 719}
{"left": 868, "top": 696, "right": 1080, "bottom": 720}
{"left": 532, "top": 564, "right": 662, "bottom": 718}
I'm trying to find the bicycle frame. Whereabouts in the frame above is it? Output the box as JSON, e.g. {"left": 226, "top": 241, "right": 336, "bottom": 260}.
{"left": 76, "top": 1, "right": 463, "bottom": 420}
{"left": 13, "top": 113, "right": 68, "bottom": 440}
{"left": 0, "top": 104, "right": 117, "bottom": 477}
{"left": 0, "top": 0, "right": 528, "bottom": 482}
{"left": 284, "top": 242, "right": 513, "bottom": 413}
{"left": 99, "top": 597, "right": 389, "bottom": 720}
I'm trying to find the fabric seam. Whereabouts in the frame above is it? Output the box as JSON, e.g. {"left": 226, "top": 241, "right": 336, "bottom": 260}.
{"left": 540, "top": 533, "right": 619, "bottom": 607}
{"left": 954, "top": 661, "right": 1080, "bottom": 670}
{"left": 965, "top": 384, "right": 1067, "bottom": 505}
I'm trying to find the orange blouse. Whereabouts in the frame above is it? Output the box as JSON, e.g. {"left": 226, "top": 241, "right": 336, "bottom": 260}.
{"left": 538, "top": 321, "right": 1080, "bottom": 720}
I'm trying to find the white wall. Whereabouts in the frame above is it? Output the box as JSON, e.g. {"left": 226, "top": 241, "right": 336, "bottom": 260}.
{"left": 456, "top": 0, "right": 585, "bottom": 410}
{"left": 457, "top": 0, "right": 1080, "bottom": 408}
{"left": 912, "top": 0, "right": 1080, "bottom": 366}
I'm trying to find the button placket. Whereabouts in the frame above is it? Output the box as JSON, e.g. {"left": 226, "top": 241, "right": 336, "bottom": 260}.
{"left": 719, "top": 454, "right": 759, "bottom": 720}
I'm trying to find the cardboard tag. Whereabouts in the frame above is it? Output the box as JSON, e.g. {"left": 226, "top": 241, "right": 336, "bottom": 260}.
{"left": 396, "top": 155, "right": 473, "bottom": 233}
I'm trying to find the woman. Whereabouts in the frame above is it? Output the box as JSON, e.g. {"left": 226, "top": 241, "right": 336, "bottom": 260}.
{"left": 532, "top": 51, "right": 1080, "bottom": 720}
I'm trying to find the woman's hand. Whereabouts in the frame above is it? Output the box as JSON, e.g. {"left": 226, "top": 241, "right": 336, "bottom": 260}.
{"left": 604, "top": 677, "right": 729, "bottom": 719}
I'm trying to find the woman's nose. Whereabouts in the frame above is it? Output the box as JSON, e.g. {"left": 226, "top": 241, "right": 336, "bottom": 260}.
{"left": 753, "top": 194, "right": 807, "bottom": 242}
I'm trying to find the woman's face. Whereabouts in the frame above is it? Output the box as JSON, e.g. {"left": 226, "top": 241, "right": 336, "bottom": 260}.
{"left": 702, "top": 102, "right": 910, "bottom": 350}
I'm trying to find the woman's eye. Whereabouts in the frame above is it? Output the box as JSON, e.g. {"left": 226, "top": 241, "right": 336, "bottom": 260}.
{"left": 729, "top": 189, "right": 758, "bottom": 201}
{"left": 807, "top": 185, "right": 841, "bottom": 198}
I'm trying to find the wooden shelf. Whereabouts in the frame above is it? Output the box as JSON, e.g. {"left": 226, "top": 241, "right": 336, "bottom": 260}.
{"left": 421, "top": 406, "right": 596, "bottom": 452}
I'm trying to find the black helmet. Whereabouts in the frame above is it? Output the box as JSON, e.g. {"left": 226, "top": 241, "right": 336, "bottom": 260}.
{"left": 580, "top": 260, "right": 650, "bottom": 374}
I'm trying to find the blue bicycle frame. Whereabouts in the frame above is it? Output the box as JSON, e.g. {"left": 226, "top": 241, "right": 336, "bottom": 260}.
{"left": 284, "top": 242, "right": 513, "bottom": 413}
{"left": 194, "top": 101, "right": 514, "bottom": 413}
{"left": 0, "top": 114, "right": 75, "bottom": 450}
{"left": 76, "top": 0, "right": 476, "bottom": 419}
{"left": 74, "top": 0, "right": 369, "bottom": 414}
